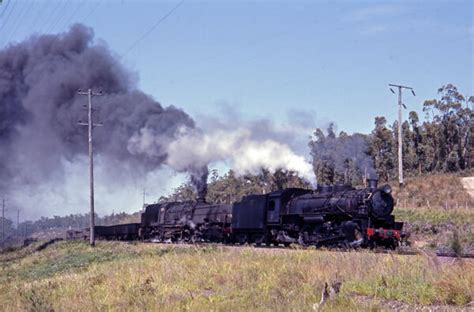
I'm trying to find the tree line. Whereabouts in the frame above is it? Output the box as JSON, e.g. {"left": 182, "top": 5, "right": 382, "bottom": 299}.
{"left": 159, "top": 168, "right": 311, "bottom": 204}
{"left": 0, "top": 211, "right": 141, "bottom": 246}
{"left": 311, "top": 84, "right": 473, "bottom": 185}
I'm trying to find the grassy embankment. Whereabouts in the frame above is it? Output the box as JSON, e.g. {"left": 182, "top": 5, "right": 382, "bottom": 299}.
{"left": 1, "top": 239, "right": 473, "bottom": 311}
{"left": 392, "top": 173, "right": 473, "bottom": 209}
{"left": 389, "top": 173, "right": 474, "bottom": 254}
{"left": 394, "top": 207, "right": 474, "bottom": 254}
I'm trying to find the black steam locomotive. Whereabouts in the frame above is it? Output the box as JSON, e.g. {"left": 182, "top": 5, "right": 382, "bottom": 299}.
{"left": 232, "top": 179, "right": 402, "bottom": 248}
{"left": 90, "top": 179, "right": 404, "bottom": 249}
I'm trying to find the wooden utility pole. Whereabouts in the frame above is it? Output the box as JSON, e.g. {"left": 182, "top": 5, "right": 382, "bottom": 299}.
{"left": 1, "top": 199, "right": 4, "bottom": 251}
{"left": 15, "top": 209, "right": 20, "bottom": 245}
{"left": 78, "top": 88, "right": 102, "bottom": 246}
{"left": 389, "top": 84, "right": 416, "bottom": 188}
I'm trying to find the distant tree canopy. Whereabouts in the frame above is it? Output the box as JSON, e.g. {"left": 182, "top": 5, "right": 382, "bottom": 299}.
{"left": 160, "top": 169, "right": 311, "bottom": 204}
{"left": 309, "top": 123, "right": 374, "bottom": 186}
{"left": 309, "top": 84, "right": 473, "bottom": 185}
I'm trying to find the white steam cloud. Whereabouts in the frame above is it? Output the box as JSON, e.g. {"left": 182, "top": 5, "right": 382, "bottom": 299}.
{"left": 128, "top": 126, "right": 316, "bottom": 185}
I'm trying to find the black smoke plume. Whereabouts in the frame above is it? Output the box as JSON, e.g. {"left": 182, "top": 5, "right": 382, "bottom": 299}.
{"left": 0, "top": 24, "right": 205, "bottom": 217}
{"left": 190, "top": 166, "right": 209, "bottom": 201}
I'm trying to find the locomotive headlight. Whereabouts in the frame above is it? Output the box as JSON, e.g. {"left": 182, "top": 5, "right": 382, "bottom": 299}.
{"left": 382, "top": 184, "right": 392, "bottom": 194}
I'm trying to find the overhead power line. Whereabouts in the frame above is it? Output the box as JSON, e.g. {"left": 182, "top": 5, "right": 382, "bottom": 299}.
{"left": 6, "top": 0, "right": 35, "bottom": 44}
{"left": 38, "top": 0, "right": 63, "bottom": 33}
{"left": 0, "top": 0, "right": 18, "bottom": 38}
{"left": 61, "top": 0, "right": 85, "bottom": 29}
{"left": 81, "top": 0, "right": 103, "bottom": 23}
{"left": 122, "top": 0, "right": 185, "bottom": 57}
{"left": 27, "top": 1, "right": 46, "bottom": 33}
{"left": 0, "top": 0, "right": 11, "bottom": 19}
{"left": 47, "top": 0, "right": 71, "bottom": 33}
{"left": 43, "top": 0, "right": 68, "bottom": 34}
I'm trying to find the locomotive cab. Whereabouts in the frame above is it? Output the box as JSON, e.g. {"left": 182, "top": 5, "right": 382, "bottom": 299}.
{"left": 231, "top": 188, "right": 311, "bottom": 244}
{"left": 141, "top": 203, "right": 162, "bottom": 227}
{"left": 231, "top": 194, "right": 267, "bottom": 243}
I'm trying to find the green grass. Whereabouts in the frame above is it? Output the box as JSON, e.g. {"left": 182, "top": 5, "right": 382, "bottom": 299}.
{"left": 394, "top": 207, "right": 474, "bottom": 253}
{"left": 394, "top": 207, "right": 474, "bottom": 226}
{"left": 1, "top": 240, "right": 472, "bottom": 311}
{"left": 0, "top": 240, "right": 196, "bottom": 283}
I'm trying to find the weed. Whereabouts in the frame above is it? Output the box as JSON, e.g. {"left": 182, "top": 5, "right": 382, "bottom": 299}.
{"left": 451, "top": 230, "right": 463, "bottom": 256}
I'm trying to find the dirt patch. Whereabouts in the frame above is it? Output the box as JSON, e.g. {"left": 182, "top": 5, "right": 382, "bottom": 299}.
{"left": 352, "top": 294, "right": 473, "bottom": 311}
{"left": 461, "top": 177, "right": 474, "bottom": 198}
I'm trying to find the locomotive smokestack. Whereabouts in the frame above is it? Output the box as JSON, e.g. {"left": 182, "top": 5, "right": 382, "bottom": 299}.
{"left": 367, "top": 179, "right": 378, "bottom": 191}
{"left": 191, "top": 166, "right": 208, "bottom": 203}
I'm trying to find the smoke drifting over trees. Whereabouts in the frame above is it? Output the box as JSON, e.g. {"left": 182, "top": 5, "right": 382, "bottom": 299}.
{"left": 0, "top": 25, "right": 315, "bottom": 219}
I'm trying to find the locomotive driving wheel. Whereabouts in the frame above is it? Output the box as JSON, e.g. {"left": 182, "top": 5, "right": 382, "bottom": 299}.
{"left": 252, "top": 234, "right": 266, "bottom": 246}
{"left": 235, "top": 233, "right": 248, "bottom": 245}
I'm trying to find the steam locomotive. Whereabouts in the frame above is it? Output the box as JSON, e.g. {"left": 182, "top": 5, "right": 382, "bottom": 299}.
{"left": 88, "top": 179, "right": 404, "bottom": 249}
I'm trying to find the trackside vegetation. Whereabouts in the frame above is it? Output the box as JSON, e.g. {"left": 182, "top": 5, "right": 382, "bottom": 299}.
{"left": 0, "top": 240, "right": 472, "bottom": 311}
{"left": 394, "top": 207, "right": 474, "bottom": 254}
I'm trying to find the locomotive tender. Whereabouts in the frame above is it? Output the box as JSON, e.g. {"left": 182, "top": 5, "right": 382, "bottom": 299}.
{"left": 92, "top": 179, "right": 404, "bottom": 249}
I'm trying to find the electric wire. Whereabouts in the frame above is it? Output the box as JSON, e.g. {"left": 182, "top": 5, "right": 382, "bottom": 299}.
{"left": 39, "top": 0, "right": 65, "bottom": 33}
{"left": 48, "top": 0, "right": 72, "bottom": 33}
{"left": 60, "top": 0, "right": 85, "bottom": 30}
{"left": 6, "top": 0, "right": 35, "bottom": 44}
{"left": 121, "top": 0, "right": 185, "bottom": 57}
{"left": 0, "top": 0, "right": 11, "bottom": 19}
{"left": 27, "top": 0, "right": 47, "bottom": 33}
{"left": 81, "top": 0, "right": 102, "bottom": 23}
{"left": 44, "top": 0, "right": 69, "bottom": 34}
{"left": 0, "top": 0, "right": 18, "bottom": 35}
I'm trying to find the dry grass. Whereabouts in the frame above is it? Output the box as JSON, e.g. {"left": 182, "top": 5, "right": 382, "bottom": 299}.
{"left": 392, "top": 173, "right": 474, "bottom": 209}
{"left": 1, "top": 241, "right": 473, "bottom": 311}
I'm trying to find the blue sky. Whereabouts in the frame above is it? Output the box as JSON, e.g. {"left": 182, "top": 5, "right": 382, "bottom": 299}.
{"left": 0, "top": 0, "right": 472, "bottom": 134}
{"left": 0, "top": 0, "right": 472, "bottom": 218}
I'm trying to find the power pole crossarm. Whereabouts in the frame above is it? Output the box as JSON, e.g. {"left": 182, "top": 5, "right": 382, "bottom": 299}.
{"left": 77, "top": 88, "right": 103, "bottom": 247}
{"left": 388, "top": 84, "right": 416, "bottom": 188}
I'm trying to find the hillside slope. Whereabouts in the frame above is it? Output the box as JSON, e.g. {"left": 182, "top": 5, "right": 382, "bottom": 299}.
{"left": 392, "top": 173, "right": 474, "bottom": 209}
